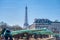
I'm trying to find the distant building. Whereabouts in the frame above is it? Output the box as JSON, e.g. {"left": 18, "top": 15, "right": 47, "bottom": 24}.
{"left": 29, "top": 18, "right": 60, "bottom": 33}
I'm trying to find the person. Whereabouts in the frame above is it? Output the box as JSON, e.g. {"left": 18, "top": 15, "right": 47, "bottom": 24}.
{"left": 1, "top": 28, "right": 13, "bottom": 40}
{"left": 1, "top": 28, "right": 6, "bottom": 37}
{"left": 1, "top": 28, "right": 6, "bottom": 40}
{"left": 4, "top": 29, "right": 13, "bottom": 40}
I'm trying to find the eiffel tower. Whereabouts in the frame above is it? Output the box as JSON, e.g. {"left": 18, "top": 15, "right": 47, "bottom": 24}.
{"left": 24, "top": 6, "right": 29, "bottom": 29}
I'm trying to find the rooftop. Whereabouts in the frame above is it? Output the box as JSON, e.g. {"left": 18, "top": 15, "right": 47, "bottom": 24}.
{"left": 34, "top": 19, "right": 52, "bottom": 23}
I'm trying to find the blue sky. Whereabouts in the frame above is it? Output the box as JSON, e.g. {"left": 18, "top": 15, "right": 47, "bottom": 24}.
{"left": 0, "top": 0, "right": 60, "bottom": 27}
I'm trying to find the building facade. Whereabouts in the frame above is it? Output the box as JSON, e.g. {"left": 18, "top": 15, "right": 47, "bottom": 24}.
{"left": 29, "top": 19, "right": 60, "bottom": 33}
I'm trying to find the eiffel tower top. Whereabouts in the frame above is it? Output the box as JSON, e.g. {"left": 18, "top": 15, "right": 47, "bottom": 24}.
{"left": 24, "top": 5, "right": 29, "bottom": 29}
